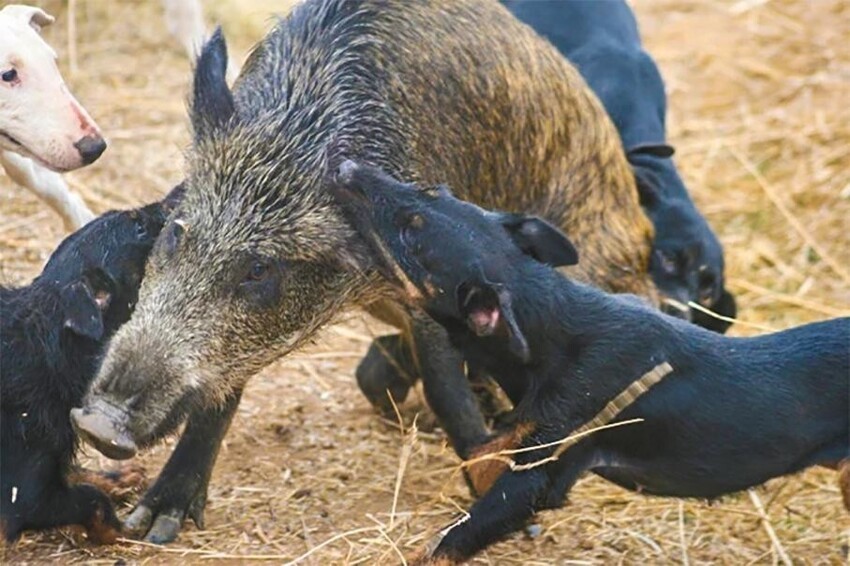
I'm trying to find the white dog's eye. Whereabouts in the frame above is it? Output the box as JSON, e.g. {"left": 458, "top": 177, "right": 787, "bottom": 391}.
{"left": 1, "top": 69, "right": 18, "bottom": 83}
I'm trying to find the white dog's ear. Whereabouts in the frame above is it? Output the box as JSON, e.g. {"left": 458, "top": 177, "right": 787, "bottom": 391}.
{"left": 2, "top": 5, "right": 56, "bottom": 33}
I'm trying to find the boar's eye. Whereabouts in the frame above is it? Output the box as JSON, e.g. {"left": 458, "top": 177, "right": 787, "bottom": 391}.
{"left": 237, "top": 257, "right": 283, "bottom": 308}
{"left": 245, "top": 260, "right": 271, "bottom": 282}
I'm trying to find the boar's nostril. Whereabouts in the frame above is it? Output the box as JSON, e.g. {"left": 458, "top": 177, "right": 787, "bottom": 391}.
{"left": 74, "top": 135, "right": 107, "bottom": 165}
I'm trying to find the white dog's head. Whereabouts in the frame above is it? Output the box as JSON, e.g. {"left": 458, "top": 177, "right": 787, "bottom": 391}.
{"left": 0, "top": 5, "right": 106, "bottom": 172}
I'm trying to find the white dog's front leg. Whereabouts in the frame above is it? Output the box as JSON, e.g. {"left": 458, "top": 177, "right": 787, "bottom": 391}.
{"left": 1, "top": 150, "right": 95, "bottom": 231}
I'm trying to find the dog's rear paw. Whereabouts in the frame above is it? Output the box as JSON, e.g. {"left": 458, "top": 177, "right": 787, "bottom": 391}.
{"left": 71, "top": 464, "right": 148, "bottom": 503}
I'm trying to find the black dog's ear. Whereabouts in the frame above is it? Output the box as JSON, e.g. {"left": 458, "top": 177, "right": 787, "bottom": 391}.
{"left": 60, "top": 281, "right": 106, "bottom": 340}
{"left": 494, "top": 287, "right": 530, "bottom": 363}
{"left": 192, "top": 27, "right": 234, "bottom": 141}
{"left": 627, "top": 142, "right": 675, "bottom": 158}
{"left": 459, "top": 283, "right": 530, "bottom": 363}
{"left": 495, "top": 214, "right": 579, "bottom": 267}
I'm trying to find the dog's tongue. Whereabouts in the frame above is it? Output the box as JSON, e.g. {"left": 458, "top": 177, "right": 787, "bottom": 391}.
{"left": 467, "top": 307, "right": 500, "bottom": 336}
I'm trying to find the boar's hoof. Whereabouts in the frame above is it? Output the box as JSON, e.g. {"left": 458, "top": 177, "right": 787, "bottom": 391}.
{"left": 124, "top": 488, "right": 207, "bottom": 544}
{"left": 126, "top": 506, "right": 182, "bottom": 544}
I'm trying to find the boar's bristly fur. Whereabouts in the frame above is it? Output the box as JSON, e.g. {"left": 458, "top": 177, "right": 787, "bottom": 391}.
{"left": 78, "top": 0, "right": 656, "bottom": 542}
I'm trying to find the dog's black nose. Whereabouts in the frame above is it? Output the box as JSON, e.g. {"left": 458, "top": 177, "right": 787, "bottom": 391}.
{"left": 74, "top": 135, "right": 107, "bottom": 165}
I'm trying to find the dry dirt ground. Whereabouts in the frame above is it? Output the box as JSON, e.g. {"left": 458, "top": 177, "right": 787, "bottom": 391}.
{"left": 1, "top": 0, "right": 848, "bottom": 564}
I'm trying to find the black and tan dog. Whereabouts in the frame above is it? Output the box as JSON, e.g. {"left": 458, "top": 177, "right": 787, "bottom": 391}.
{"left": 332, "top": 161, "right": 850, "bottom": 564}
{"left": 0, "top": 188, "right": 181, "bottom": 543}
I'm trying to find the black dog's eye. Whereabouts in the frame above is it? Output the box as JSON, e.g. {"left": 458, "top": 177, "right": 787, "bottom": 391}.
{"left": 135, "top": 222, "right": 149, "bottom": 240}
{"left": 656, "top": 251, "right": 678, "bottom": 275}
{"left": 408, "top": 213, "right": 425, "bottom": 229}
{"left": 1, "top": 69, "right": 18, "bottom": 83}
{"left": 245, "top": 260, "right": 271, "bottom": 283}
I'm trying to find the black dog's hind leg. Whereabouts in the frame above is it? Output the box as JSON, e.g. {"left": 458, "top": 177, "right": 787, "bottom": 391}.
{"left": 124, "top": 388, "right": 243, "bottom": 543}
{"left": 69, "top": 463, "right": 147, "bottom": 504}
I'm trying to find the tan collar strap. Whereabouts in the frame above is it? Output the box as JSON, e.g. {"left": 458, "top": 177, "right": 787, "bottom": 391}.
{"left": 551, "top": 361, "right": 674, "bottom": 459}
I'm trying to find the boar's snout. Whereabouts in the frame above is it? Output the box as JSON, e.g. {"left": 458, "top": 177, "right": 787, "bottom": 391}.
{"left": 71, "top": 401, "right": 137, "bottom": 460}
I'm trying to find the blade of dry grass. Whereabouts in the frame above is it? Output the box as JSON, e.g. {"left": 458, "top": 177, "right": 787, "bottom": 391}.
{"left": 747, "top": 490, "right": 793, "bottom": 566}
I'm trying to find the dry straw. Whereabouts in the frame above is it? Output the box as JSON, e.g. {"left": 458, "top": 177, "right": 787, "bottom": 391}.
{"left": 1, "top": 0, "right": 847, "bottom": 563}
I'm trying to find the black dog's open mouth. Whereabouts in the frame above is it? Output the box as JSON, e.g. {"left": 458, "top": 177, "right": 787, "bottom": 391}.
{"left": 457, "top": 281, "right": 501, "bottom": 336}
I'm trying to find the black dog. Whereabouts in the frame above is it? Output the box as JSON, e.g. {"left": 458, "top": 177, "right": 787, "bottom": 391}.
{"left": 332, "top": 161, "right": 849, "bottom": 565}
{"left": 355, "top": 0, "right": 735, "bottom": 423}
{"left": 503, "top": 0, "right": 735, "bottom": 330}
{"left": 0, "top": 189, "right": 180, "bottom": 543}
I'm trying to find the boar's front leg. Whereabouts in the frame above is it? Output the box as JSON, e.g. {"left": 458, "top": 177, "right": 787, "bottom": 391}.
{"left": 124, "top": 389, "right": 243, "bottom": 543}
{"left": 356, "top": 333, "right": 418, "bottom": 415}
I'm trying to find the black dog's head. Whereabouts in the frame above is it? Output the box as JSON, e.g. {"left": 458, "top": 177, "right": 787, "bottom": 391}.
{"left": 332, "top": 160, "right": 578, "bottom": 362}
{"left": 630, "top": 152, "right": 736, "bottom": 332}
{"left": 37, "top": 188, "right": 181, "bottom": 342}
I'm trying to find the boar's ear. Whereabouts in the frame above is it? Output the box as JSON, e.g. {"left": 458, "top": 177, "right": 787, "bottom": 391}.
{"left": 458, "top": 282, "right": 530, "bottom": 363}
{"left": 495, "top": 214, "right": 579, "bottom": 268}
{"left": 161, "top": 183, "right": 186, "bottom": 213}
{"left": 192, "top": 27, "right": 235, "bottom": 141}
{"left": 60, "top": 281, "right": 106, "bottom": 341}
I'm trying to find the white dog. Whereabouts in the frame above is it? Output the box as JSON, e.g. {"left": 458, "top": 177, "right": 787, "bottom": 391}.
{"left": 0, "top": 4, "right": 105, "bottom": 231}
{"left": 162, "top": 0, "right": 239, "bottom": 81}
{"left": 162, "top": 0, "right": 206, "bottom": 61}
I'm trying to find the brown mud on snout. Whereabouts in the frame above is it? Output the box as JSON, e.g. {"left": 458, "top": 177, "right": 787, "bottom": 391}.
{"left": 71, "top": 401, "right": 137, "bottom": 460}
